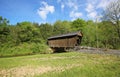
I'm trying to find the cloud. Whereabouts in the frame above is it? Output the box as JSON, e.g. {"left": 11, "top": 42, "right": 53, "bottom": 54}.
{"left": 87, "top": 11, "right": 97, "bottom": 18}
{"left": 70, "top": 11, "right": 82, "bottom": 20}
{"left": 85, "top": 0, "right": 98, "bottom": 19}
{"left": 66, "top": 0, "right": 78, "bottom": 11}
{"left": 56, "top": 0, "right": 81, "bottom": 20}
{"left": 61, "top": 3, "right": 65, "bottom": 11}
{"left": 57, "top": 0, "right": 65, "bottom": 11}
{"left": 57, "top": 0, "right": 78, "bottom": 11}
{"left": 37, "top": 1, "right": 55, "bottom": 20}
{"left": 85, "top": 3, "right": 94, "bottom": 13}
{"left": 85, "top": 0, "right": 115, "bottom": 19}
{"left": 62, "top": 0, "right": 82, "bottom": 20}
{"left": 86, "top": 3, "right": 97, "bottom": 19}
{"left": 97, "top": 0, "right": 114, "bottom": 10}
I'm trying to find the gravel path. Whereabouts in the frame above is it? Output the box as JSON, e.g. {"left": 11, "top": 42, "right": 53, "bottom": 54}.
{"left": 74, "top": 46, "right": 120, "bottom": 55}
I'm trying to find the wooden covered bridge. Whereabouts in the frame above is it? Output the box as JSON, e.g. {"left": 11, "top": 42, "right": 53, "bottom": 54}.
{"left": 47, "top": 31, "right": 83, "bottom": 52}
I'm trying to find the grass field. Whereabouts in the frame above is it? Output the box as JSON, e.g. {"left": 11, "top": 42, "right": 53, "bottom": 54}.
{"left": 0, "top": 52, "right": 120, "bottom": 77}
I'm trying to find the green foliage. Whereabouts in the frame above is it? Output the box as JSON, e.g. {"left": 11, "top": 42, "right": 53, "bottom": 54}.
{"left": 0, "top": 16, "right": 9, "bottom": 27}
{"left": 0, "top": 26, "right": 11, "bottom": 47}
{"left": 81, "top": 20, "right": 96, "bottom": 46}
{"left": 72, "top": 18, "right": 87, "bottom": 31}
{"left": 0, "top": 42, "right": 52, "bottom": 57}
{"left": 53, "top": 20, "right": 72, "bottom": 35}
{"left": 31, "top": 43, "right": 53, "bottom": 54}
{"left": 0, "top": 16, "right": 120, "bottom": 56}
{"left": 39, "top": 23, "right": 53, "bottom": 40}
{"left": 0, "top": 18, "right": 53, "bottom": 56}
{"left": 98, "top": 21, "right": 120, "bottom": 49}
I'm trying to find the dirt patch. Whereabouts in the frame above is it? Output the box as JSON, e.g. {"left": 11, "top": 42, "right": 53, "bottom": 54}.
{"left": 53, "top": 64, "right": 83, "bottom": 73}
{"left": 0, "top": 64, "right": 83, "bottom": 77}
{"left": 0, "top": 66, "right": 53, "bottom": 77}
{"left": 32, "top": 56, "right": 70, "bottom": 61}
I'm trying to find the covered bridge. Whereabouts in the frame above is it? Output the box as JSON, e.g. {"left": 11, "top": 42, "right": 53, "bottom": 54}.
{"left": 47, "top": 31, "right": 83, "bottom": 52}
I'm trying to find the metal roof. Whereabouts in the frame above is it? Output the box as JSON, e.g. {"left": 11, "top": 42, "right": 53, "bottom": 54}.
{"left": 48, "top": 31, "right": 82, "bottom": 40}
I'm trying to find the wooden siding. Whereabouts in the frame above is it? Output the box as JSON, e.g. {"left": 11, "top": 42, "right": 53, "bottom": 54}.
{"left": 48, "top": 36, "right": 78, "bottom": 48}
{"left": 47, "top": 31, "right": 83, "bottom": 50}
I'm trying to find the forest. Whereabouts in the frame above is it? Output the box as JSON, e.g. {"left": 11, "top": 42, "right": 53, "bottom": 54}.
{"left": 0, "top": 16, "right": 120, "bottom": 56}
{"left": 0, "top": 0, "right": 120, "bottom": 56}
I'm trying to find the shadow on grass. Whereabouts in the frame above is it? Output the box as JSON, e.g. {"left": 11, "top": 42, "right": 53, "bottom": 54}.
{"left": 0, "top": 53, "right": 36, "bottom": 58}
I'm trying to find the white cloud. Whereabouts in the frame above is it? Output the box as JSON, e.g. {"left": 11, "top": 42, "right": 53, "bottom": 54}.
{"left": 85, "top": 0, "right": 116, "bottom": 20}
{"left": 57, "top": 0, "right": 87, "bottom": 20}
{"left": 97, "top": 0, "right": 114, "bottom": 10}
{"left": 61, "top": 4, "right": 65, "bottom": 11}
{"left": 85, "top": 3, "right": 94, "bottom": 13}
{"left": 86, "top": 3, "right": 97, "bottom": 19}
{"left": 70, "top": 11, "right": 82, "bottom": 20}
{"left": 87, "top": 11, "right": 97, "bottom": 18}
{"left": 62, "top": 0, "right": 83, "bottom": 20}
{"left": 37, "top": 1, "right": 55, "bottom": 20}
{"left": 58, "top": 0, "right": 79, "bottom": 12}
{"left": 85, "top": 0, "right": 99, "bottom": 19}
{"left": 66, "top": 0, "right": 78, "bottom": 10}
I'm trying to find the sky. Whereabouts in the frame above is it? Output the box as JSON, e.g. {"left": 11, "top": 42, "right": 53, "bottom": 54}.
{"left": 0, "top": 0, "right": 115, "bottom": 25}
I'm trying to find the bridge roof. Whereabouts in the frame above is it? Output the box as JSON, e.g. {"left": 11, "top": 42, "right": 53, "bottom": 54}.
{"left": 48, "top": 31, "right": 82, "bottom": 40}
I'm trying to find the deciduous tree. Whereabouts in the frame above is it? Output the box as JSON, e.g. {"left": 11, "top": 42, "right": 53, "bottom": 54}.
{"left": 103, "top": 0, "right": 120, "bottom": 39}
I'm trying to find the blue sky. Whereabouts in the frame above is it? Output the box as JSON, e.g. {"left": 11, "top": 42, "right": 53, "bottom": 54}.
{"left": 0, "top": 0, "right": 114, "bottom": 24}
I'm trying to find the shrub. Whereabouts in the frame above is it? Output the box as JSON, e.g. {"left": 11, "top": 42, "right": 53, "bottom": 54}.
{"left": 0, "top": 42, "right": 53, "bottom": 57}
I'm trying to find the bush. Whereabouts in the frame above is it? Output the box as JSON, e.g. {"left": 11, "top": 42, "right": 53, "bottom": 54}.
{"left": 0, "top": 42, "right": 53, "bottom": 57}
{"left": 31, "top": 43, "right": 53, "bottom": 54}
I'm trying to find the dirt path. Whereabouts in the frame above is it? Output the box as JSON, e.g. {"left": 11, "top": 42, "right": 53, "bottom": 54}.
{"left": 75, "top": 47, "right": 120, "bottom": 55}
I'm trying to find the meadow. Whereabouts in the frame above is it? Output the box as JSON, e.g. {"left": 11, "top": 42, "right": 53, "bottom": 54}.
{"left": 0, "top": 52, "right": 120, "bottom": 77}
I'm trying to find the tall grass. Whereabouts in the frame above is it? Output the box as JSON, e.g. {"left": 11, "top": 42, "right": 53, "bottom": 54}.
{"left": 0, "top": 43, "right": 52, "bottom": 57}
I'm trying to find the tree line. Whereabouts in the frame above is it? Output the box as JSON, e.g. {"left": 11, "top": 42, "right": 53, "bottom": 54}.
{"left": 0, "top": 17, "right": 120, "bottom": 47}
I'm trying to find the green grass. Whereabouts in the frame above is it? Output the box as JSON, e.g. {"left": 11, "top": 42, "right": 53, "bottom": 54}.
{"left": 0, "top": 52, "right": 120, "bottom": 77}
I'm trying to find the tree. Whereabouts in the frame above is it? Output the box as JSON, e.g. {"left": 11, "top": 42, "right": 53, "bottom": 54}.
{"left": 53, "top": 20, "right": 72, "bottom": 35}
{"left": 82, "top": 20, "right": 96, "bottom": 47}
{"left": 0, "top": 16, "right": 9, "bottom": 27}
{"left": 0, "top": 16, "right": 10, "bottom": 47}
{"left": 99, "top": 21, "right": 118, "bottom": 48}
{"left": 72, "top": 18, "right": 86, "bottom": 31}
{"left": 39, "top": 23, "right": 53, "bottom": 40}
{"left": 17, "top": 21, "right": 41, "bottom": 43}
{"left": 103, "top": 0, "right": 120, "bottom": 39}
